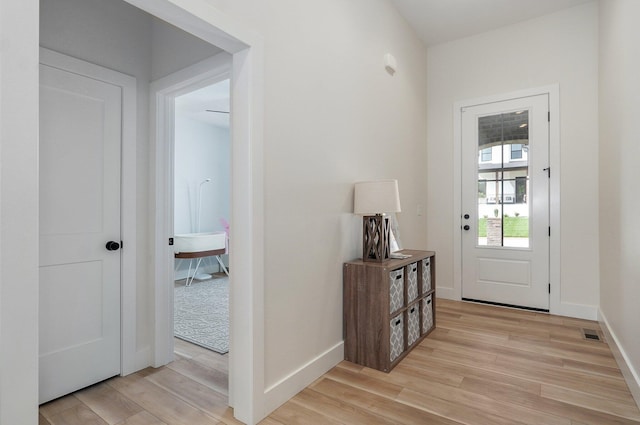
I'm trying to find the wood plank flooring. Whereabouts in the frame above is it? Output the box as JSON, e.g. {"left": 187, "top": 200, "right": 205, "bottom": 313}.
{"left": 39, "top": 300, "right": 640, "bottom": 424}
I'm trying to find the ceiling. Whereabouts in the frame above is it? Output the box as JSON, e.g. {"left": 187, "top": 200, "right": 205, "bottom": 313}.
{"left": 175, "top": 79, "right": 230, "bottom": 128}
{"left": 389, "top": 0, "right": 593, "bottom": 46}
{"left": 479, "top": 110, "right": 529, "bottom": 148}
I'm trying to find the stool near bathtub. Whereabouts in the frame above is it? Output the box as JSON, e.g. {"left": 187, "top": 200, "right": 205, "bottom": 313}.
{"left": 174, "top": 231, "right": 229, "bottom": 286}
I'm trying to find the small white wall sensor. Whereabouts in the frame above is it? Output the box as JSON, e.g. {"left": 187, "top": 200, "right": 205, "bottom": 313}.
{"left": 384, "top": 53, "right": 397, "bottom": 75}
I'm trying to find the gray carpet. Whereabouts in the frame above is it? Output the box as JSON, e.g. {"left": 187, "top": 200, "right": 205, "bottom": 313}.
{"left": 174, "top": 276, "right": 229, "bottom": 354}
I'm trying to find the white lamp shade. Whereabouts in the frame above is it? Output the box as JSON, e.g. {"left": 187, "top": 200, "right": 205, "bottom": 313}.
{"left": 354, "top": 179, "right": 401, "bottom": 215}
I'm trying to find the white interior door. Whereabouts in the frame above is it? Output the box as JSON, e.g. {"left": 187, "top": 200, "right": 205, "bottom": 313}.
{"left": 461, "top": 95, "right": 550, "bottom": 310}
{"left": 39, "top": 60, "right": 122, "bottom": 403}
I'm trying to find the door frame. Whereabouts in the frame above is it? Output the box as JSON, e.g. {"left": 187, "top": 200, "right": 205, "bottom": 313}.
{"left": 39, "top": 47, "right": 139, "bottom": 376}
{"left": 453, "top": 85, "right": 560, "bottom": 314}
{"left": 149, "top": 53, "right": 230, "bottom": 370}
{"left": 125, "top": 1, "right": 266, "bottom": 423}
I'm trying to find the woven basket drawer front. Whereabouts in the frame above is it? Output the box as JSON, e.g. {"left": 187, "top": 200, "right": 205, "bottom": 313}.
{"left": 389, "top": 268, "right": 404, "bottom": 313}
{"left": 422, "top": 258, "right": 432, "bottom": 293}
{"left": 407, "top": 304, "right": 420, "bottom": 347}
{"left": 422, "top": 294, "right": 434, "bottom": 334}
{"left": 389, "top": 313, "right": 404, "bottom": 362}
{"left": 407, "top": 262, "right": 419, "bottom": 303}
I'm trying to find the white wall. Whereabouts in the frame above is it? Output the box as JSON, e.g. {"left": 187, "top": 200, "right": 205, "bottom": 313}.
{"left": 151, "top": 18, "right": 224, "bottom": 81}
{"left": 206, "top": 0, "right": 429, "bottom": 395}
{"left": 426, "top": 2, "right": 599, "bottom": 315}
{"left": 598, "top": 0, "right": 640, "bottom": 402}
{"left": 174, "top": 117, "right": 230, "bottom": 235}
{"left": 0, "top": 0, "right": 40, "bottom": 422}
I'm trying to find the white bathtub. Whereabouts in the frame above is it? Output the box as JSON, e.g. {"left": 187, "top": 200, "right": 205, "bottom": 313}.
{"left": 174, "top": 231, "right": 226, "bottom": 254}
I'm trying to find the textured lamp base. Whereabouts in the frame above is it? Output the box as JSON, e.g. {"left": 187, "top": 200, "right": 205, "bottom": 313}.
{"left": 363, "top": 214, "right": 390, "bottom": 262}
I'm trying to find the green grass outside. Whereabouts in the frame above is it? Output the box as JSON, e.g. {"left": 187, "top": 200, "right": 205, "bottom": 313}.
{"left": 478, "top": 216, "right": 529, "bottom": 237}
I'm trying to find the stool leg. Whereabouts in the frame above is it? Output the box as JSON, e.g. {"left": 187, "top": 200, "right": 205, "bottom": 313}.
{"left": 188, "top": 257, "right": 204, "bottom": 286}
{"left": 186, "top": 259, "right": 195, "bottom": 286}
{"left": 216, "top": 256, "right": 229, "bottom": 277}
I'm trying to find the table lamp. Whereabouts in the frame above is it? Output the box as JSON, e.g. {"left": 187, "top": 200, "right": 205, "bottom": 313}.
{"left": 354, "top": 180, "right": 401, "bottom": 262}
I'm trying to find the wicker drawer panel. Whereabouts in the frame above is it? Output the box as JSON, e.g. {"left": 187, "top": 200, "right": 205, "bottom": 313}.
{"left": 407, "top": 262, "right": 419, "bottom": 303}
{"left": 422, "top": 258, "right": 431, "bottom": 293}
{"left": 390, "top": 313, "right": 404, "bottom": 362}
{"left": 422, "top": 294, "right": 434, "bottom": 335}
{"left": 407, "top": 303, "right": 420, "bottom": 347}
{"left": 389, "top": 268, "right": 404, "bottom": 313}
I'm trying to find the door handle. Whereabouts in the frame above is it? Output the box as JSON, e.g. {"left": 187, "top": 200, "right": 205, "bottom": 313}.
{"left": 464, "top": 214, "right": 470, "bottom": 220}
{"left": 105, "top": 241, "right": 121, "bottom": 251}
{"left": 463, "top": 225, "right": 470, "bottom": 231}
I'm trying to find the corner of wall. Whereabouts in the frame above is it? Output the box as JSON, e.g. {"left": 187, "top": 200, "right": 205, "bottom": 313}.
{"left": 435, "top": 286, "right": 455, "bottom": 300}
{"left": 263, "top": 341, "right": 344, "bottom": 416}
{"left": 599, "top": 309, "right": 640, "bottom": 408}
{"left": 558, "top": 302, "right": 598, "bottom": 321}
{"left": 135, "top": 346, "right": 152, "bottom": 372}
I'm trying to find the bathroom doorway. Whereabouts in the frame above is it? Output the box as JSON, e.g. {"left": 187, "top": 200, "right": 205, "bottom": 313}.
{"left": 173, "top": 78, "right": 231, "bottom": 355}
{"left": 146, "top": 9, "right": 265, "bottom": 416}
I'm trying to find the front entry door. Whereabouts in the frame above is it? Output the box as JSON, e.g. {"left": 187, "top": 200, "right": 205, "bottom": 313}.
{"left": 39, "top": 57, "right": 122, "bottom": 403}
{"left": 461, "top": 95, "right": 550, "bottom": 310}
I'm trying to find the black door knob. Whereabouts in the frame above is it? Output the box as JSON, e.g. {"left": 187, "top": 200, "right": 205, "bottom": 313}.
{"left": 464, "top": 214, "right": 470, "bottom": 220}
{"left": 463, "top": 225, "right": 470, "bottom": 231}
{"left": 106, "top": 241, "right": 121, "bottom": 251}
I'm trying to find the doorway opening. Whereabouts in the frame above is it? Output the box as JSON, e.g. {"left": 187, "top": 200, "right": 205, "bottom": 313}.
{"left": 173, "top": 78, "right": 231, "bottom": 357}
{"left": 37, "top": 0, "right": 264, "bottom": 422}
{"left": 453, "top": 86, "right": 560, "bottom": 316}
{"left": 461, "top": 94, "right": 550, "bottom": 310}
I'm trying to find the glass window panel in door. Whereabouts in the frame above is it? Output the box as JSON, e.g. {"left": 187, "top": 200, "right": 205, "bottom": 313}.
{"left": 476, "top": 111, "right": 530, "bottom": 248}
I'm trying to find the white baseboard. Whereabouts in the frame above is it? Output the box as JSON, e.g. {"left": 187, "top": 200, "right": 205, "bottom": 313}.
{"left": 558, "top": 302, "right": 598, "bottom": 321}
{"left": 599, "top": 310, "right": 640, "bottom": 408}
{"left": 435, "top": 286, "right": 455, "bottom": 300}
{"left": 133, "top": 346, "right": 151, "bottom": 374}
{"left": 263, "top": 341, "right": 344, "bottom": 415}
{"left": 436, "top": 285, "right": 598, "bottom": 321}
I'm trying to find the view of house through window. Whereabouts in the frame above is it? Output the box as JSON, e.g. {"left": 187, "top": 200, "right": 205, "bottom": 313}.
{"left": 477, "top": 110, "right": 530, "bottom": 248}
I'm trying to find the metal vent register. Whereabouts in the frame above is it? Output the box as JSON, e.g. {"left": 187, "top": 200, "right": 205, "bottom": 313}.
{"left": 582, "top": 329, "right": 601, "bottom": 342}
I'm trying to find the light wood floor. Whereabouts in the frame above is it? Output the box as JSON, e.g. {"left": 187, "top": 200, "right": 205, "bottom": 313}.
{"left": 39, "top": 299, "right": 640, "bottom": 424}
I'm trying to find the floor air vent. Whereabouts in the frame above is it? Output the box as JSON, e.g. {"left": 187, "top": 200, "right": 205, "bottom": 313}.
{"left": 582, "top": 329, "right": 601, "bottom": 341}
